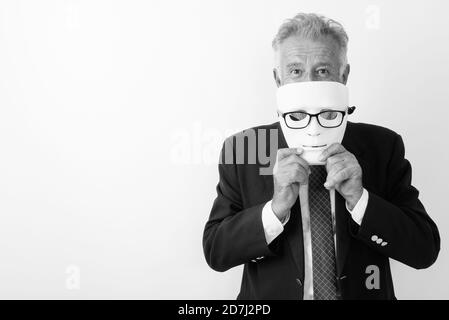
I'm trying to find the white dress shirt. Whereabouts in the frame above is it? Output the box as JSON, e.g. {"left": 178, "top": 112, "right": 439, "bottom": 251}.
{"left": 260, "top": 188, "right": 369, "bottom": 299}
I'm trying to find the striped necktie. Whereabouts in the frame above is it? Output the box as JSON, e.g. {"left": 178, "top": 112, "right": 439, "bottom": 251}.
{"left": 309, "top": 165, "right": 338, "bottom": 300}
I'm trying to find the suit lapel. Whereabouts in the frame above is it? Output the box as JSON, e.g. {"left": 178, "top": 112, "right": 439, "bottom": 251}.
{"left": 334, "top": 192, "right": 350, "bottom": 277}
{"left": 286, "top": 199, "right": 305, "bottom": 280}
{"left": 336, "top": 122, "right": 366, "bottom": 276}
{"left": 273, "top": 122, "right": 305, "bottom": 278}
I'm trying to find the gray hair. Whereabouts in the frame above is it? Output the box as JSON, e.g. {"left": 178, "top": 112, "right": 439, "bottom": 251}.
{"left": 272, "top": 13, "right": 349, "bottom": 70}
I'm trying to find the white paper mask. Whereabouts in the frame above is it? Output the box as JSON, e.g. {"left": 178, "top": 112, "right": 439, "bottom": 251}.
{"left": 276, "top": 81, "right": 351, "bottom": 165}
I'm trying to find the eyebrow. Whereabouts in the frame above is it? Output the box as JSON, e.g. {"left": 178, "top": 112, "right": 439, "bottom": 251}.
{"left": 313, "top": 62, "right": 333, "bottom": 68}
{"left": 285, "top": 61, "right": 336, "bottom": 70}
{"left": 285, "top": 62, "right": 303, "bottom": 69}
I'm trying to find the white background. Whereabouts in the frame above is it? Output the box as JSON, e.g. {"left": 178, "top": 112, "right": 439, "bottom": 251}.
{"left": 0, "top": 0, "right": 447, "bottom": 299}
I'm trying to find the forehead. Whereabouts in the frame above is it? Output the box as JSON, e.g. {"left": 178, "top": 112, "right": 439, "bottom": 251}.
{"left": 276, "top": 35, "right": 341, "bottom": 65}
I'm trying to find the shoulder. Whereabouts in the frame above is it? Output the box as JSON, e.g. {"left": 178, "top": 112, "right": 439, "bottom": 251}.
{"left": 347, "top": 121, "right": 399, "bottom": 139}
{"left": 345, "top": 121, "right": 401, "bottom": 148}
{"left": 345, "top": 122, "right": 404, "bottom": 163}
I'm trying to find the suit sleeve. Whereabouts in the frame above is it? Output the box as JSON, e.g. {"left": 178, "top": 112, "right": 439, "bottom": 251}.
{"left": 351, "top": 134, "right": 440, "bottom": 269}
{"left": 202, "top": 140, "right": 280, "bottom": 272}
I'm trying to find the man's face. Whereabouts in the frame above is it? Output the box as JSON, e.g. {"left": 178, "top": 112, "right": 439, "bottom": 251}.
{"left": 273, "top": 35, "right": 349, "bottom": 86}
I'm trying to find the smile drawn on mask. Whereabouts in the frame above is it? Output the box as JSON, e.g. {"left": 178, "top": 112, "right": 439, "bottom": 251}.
{"left": 302, "top": 144, "right": 327, "bottom": 148}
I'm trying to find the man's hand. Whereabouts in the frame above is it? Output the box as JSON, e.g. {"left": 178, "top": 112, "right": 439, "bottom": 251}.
{"left": 320, "top": 143, "right": 363, "bottom": 210}
{"left": 272, "top": 148, "right": 310, "bottom": 222}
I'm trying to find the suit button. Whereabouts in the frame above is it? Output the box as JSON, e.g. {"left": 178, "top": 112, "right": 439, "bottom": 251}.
{"left": 381, "top": 242, "right": 388, "bottom": 246}
{"left": 371, "top": 235, "right": 378, "bottom": 241}
{"left": 296, "top": 278, "right": 302, "bottom": 286}
{"left": 376, "top": 238, "right": 383, "bottom": 244}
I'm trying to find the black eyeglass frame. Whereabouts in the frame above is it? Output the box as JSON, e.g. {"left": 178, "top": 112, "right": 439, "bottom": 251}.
{"left": 280, "top": 106, "right": 356, "bottom": 129}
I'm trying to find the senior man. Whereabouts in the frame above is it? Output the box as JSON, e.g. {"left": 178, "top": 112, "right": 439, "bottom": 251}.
{"left": 202, "top": 13, "right": 440, "bottom": 300}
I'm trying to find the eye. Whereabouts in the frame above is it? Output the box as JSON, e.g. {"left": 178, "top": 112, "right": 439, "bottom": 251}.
{"left": 316, "top": 67, "right": 330, "bottom": 76}
{"left": 290, "top": 69, "right": 302, "bottom": 76}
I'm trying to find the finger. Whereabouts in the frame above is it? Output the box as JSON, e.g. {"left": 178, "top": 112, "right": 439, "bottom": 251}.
{"left": 279, "top": 162, "right": 309, "bottom": 179}
{"left": 274, "top": 154, "right": 299, "bottom": 174}
{"left": 288, "top": 162, "right": 310, "bottom": 177}
{"left": 274, "top": 148, "right": 302, "bottom": 174}
{"left": 326, "top": 161, "right": 346, "bottom": 182}
{"left": 276, "top": 163, "right": 309, "bottom": 186}
{"left": 280, "top": 153, "right": 301, "bottom": 165}
{"left": 327, "top": 154, "right": 346, "bottom": 166}
{"left": 324, "top": 167, "right": 352, "bottom": 189}
{"left": 325, "top": 154, "right": 346, "bottom": 172}
{"left": 287, "top": 164, "right": 309, "bottom": 185}
{"left": 281, "top": 153, "right": 310, "bottom": 172}
{"left": 319, "top": 143, "right": 346, "bottom": 162}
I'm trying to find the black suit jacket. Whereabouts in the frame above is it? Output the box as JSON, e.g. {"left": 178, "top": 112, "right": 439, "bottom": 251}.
{"left": 203, "top": 121, "right": 440, "bottom": 300}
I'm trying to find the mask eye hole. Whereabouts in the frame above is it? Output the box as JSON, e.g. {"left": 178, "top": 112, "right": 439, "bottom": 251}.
{"left": 288, "top": 112, "right": 307, "bottom": 121}
{"left": 284, "top": 112, "right": 309, "bottom": 129}
{"left": 319, "top": 111, "right": 338, "bottom": 120}
{"left": 318, "top": 111, "right": 344, "bottom": 128}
